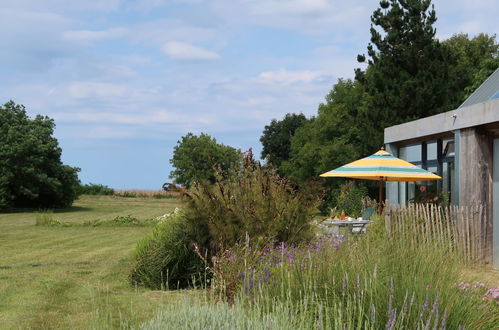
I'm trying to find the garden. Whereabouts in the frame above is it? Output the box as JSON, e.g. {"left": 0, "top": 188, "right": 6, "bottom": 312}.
{"left": 129, "top": 152, "right": 498, "bottom": 329}
{"left": 1, "top": 151, "right": 498, "bottom": 329}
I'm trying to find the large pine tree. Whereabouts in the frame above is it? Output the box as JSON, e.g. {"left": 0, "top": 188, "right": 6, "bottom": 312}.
{"left": 356, "top": 0, "right": 452, "bottom": 151}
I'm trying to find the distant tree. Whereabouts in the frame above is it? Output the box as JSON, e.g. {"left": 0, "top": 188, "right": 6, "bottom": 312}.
{"left": 443, "top": 33, "right": 498, "bottom": 104}
{"left": 169, "top": 133, "right": 240, "bottom": 187}
{"left": 0, "top": 101, "right": 80, "bottom": 210}
{"left": 356, "top": 0, "right": 452, "bottom": 152}
{"left": 260, "top": 113, "right": 308, "bottom": 170}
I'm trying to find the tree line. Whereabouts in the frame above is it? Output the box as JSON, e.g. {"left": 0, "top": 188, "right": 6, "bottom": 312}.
{"left": 2, "top": 0, "right": 497, "bottom": 211}
{"left": 169, "top": 0, "right": 498, "bottom": 207}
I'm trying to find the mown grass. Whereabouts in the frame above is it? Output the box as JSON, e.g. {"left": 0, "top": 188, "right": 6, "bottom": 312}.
{"left": 1, "top": 195, "right": 497, "bottom": 329}
{"left": 0, "top": 195, "right": 195, "bottom": 329}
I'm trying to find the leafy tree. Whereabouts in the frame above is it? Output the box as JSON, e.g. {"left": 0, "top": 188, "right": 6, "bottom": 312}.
{"left": 260, "top": 113, "right": 308, "bottom": 170}
{"left": 443, "top": 33, "right": 498, "bottom": 103}
{"left": 0, "top": 101, "right": 80, "bottom": 210}
{"left": 169, "top": 133, "right": 240, "bottom": 187}
{"left": 279, "top": 79, "right": 374, "bottom": 211}
{"left": 282, "top": 79, "right": 368, "bottom": 184}
{"left": 356, "top": 0, "right": 452, "bottom": 152}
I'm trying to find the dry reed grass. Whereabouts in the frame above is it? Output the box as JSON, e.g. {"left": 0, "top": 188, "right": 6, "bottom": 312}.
{"left": 113, "top": 189, "right": 181, "bottom": 198}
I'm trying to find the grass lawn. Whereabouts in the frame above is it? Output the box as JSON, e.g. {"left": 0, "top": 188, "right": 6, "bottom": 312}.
{"left": 0, "top": 195, "right": 201, "bottom": 329}
{"left": 1, "top": 195, "right": 497, "bottom": 329}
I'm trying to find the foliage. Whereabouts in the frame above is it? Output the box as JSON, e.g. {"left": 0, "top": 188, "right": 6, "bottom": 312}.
{"left": 182, "top": 150, "right": 319, "bottom": 260}
{"left": 35, "top": 211, "right": 68, "bottom": 227}
{"left": 76, "top": 183, "right": 114, "bottom": 196}
{"left": 259, "top": 113, "right": 309, "bottom": 170}
{"left": 214, "top": 215, "right": 499, "bottom": 329}
{"left": 443, "top": 33, "right": 499, "bottom": 101}
{"left": 282, "top": 80, "right": 368, "bottom": 183}
{"left": 140, "top": 301, "right": 298, "bottom": 330}
{"left": 0, "top": 101, "right": 80, "bottom": 210}
{"left": 355, "top": 0, "right": 455, "bottom": 152}
{"left": 129, "top": 211, "right": 205, "bottom": 289}
{"left": 334, "top": 181, "right": 368, "bottom": 218}
{"left": 280, "top": 80, "right": 374, "bottom": 211}
{"left": 35, "top": 214, "right": 157, "bottom": 227}
{"left": 410, "top": 185, "right": 450, "bottom": 206}
{"left": 169, "top": 133, "right": 240, "bottom": 188}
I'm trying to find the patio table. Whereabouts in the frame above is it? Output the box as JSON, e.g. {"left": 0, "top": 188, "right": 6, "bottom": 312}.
{"left": 321, "top": 219, "right": 372, "bottom": 234}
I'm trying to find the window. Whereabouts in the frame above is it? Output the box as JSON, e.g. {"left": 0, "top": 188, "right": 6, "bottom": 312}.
{"left": 427, "top": 141, "right": 437, "bottom": 161}
{"left": 398, "top": 138, "right": 455, "bottom": 204}
{"left": 399, "top": 144, "right": 421, "bottom": 163}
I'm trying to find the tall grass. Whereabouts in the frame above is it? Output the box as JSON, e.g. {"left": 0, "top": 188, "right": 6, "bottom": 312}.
{"left": 35, "top": 211, "right": 67, "bottom": 227}
{"left": 212, "top": 217, "right": 498, "bottom": 329}
{"left": 114, "top": 190, "right": 179, "bottom": 199}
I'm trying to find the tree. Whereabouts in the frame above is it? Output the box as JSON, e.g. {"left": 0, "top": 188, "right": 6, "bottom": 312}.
{"left": 443, "top": 33, "right": 498, "bottom": 103}
{"left": 169, "top": 133, "right": 240, "bottom": 187}
{"left": 282, "top": 79, "right": 368, "bottom": 184}
{"left": 260, "top": 113, "right": 308, "bottom": 170}
{"left": 356, "top": 0, "right": 452, "bottom": 152}
{"left": 0, "top": 101, "right": 80, "bottom": 210}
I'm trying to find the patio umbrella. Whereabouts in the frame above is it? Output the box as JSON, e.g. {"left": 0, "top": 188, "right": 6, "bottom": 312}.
{"left": 320, "top": 148, "right": 441, "bottom": 213}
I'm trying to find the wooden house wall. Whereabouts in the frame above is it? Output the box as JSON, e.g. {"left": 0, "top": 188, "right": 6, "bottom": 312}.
{"left": 459, "top": 127, "right": 494, "bottom": 263}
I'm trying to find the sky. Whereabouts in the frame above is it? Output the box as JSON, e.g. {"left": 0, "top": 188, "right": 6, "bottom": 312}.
{"left": 1, "top": 0, "right": 498, "bottom": 190}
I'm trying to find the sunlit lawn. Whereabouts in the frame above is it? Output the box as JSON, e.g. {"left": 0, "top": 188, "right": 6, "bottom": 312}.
{"left": 0, "top": 195, "right": 203, "bottom": 329}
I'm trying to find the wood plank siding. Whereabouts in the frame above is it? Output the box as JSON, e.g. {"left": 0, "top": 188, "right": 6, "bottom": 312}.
{"left": 459, "top": 127, "right": 494, "bottom": 263}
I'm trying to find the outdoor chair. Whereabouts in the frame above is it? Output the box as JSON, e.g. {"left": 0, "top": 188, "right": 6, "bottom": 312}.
{"left": 351, "top": 207, "right": 376, "bottom": 233}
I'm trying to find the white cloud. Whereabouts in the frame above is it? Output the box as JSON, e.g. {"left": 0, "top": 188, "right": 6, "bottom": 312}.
{"left": 62, "top": 28, "right": 128, "bottom": 43}
{"left": 252, "top": 0, "right": 333, "bottom": 16}
{"left": 161, "top": 41, "right": 220, "bottom": 60}
{"left": 211, "top": 0, "right": 371, "bottom": 35}
{"left": 52, "top": 109, "right": 213, "bottom": 126}
{"left": 0, "top": 0, "right": 123, "bottom": 12}
{"left": 68, "top": 82, "right": 127, "bottom": 99}
{"left": 258, "top": 69, "right": 327, "bottom": 85}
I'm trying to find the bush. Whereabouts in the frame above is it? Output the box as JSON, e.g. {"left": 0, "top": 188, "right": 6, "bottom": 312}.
{"left": 76, "top": 183, "right": 114, "bottom": 196}
{"left": 334, "top": 180, "right": 368, "bottom": 217}
{"left": 129, "top": 211, "right": 205, "bottom": 289}
{"left": 182, "top": 150, "right": 320, "bottom": 259}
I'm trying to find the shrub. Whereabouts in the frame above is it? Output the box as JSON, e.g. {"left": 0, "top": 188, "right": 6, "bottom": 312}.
{"left": 334, "top": 180, "right": 368, "bottom": 217}
{"left": 129, "top": 211, "right": 204, "bottom": 289}
{"left": 182, "top": 150, "right": 320, "bottom": 260}
{"left": 76, "top": 183, "right": 114, "bottom": 196}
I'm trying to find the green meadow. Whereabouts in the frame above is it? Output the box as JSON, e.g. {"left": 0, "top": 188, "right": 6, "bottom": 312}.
{"left": 0, "top": 195, "right": 200, "bottom": 329}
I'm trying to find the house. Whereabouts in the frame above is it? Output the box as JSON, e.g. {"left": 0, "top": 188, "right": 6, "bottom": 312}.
{"left": 384, "top": 68, "right": 499, "bottom": 267}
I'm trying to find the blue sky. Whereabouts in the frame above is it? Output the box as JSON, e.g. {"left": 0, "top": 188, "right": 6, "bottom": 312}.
{"left": 1, "top": 0, "right": 497, "bottom": 189}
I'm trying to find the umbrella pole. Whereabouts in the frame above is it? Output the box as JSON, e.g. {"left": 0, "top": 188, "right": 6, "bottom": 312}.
{"left": 379, "top": 179, "right": 383, "bottom": 214}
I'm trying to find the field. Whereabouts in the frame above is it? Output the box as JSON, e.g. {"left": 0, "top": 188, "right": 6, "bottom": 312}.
{"left": 1, "top": 195, "right": 498, "bottom": 329}
{"left": 0, "top": 195, "right": 199, "bottom": 329}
